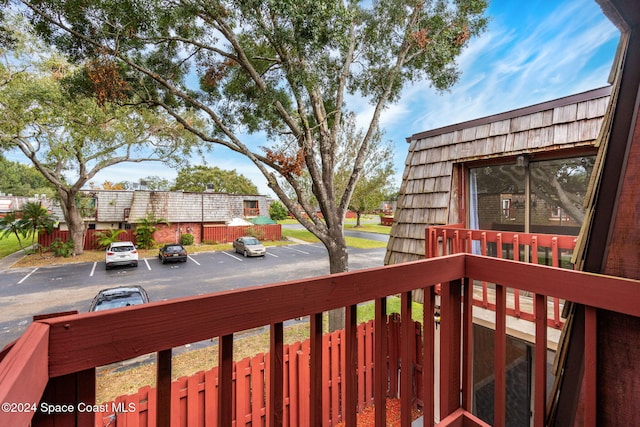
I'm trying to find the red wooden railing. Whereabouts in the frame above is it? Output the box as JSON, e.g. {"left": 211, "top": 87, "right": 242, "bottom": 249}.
{"left": 243, "top": 208, "right": 260, "bottom": 217}
{"left": 427, "top": 226, "right": 578, "bottom": 328}
{"left": 2, "top": 252, "right": 640, "bottom": 426}
{"left": 95, "top": 316, "right": 422, "bottom": 426}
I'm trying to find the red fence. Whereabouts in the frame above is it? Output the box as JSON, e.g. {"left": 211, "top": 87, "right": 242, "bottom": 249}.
{"left": 202, "top": 224, "right": 282, "bottom": 244}
{"left": 38, "top": 225, "right": 282, "bottom": 250}
{"left": 95, "top": 315, "right": 421, "bottom": 427}
{"left": 38, "top": 229, "right": 137, "bottom": 251}
{"left": 426, "top": 225, "right": 578, "bottom": 328}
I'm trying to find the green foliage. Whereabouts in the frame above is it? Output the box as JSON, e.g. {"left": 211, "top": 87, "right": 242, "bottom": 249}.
{"left": 0, "top": 211, "right": 26, "bottom": 248}
{"left": 0, "top": 155, "right": 54, "bottom": 196}
{"left": 133, "top": 213, "right": 167, "bottom": 249}
{"left": 244, "top": 226, "right": 265, "bottom": 241}
{"left": 180, "top": 233, "right": 194, "bottom": 246}
{"left": 48, "top": 238, "right": 73, "bottom": 258}
{"left": 268, "top": 201, "right": 289, "bottom": 221}
{"left": 172, "top": 165, "right": 259, "bottom": 194}
{"left": 95, "top": 229, "right": 126, "bottom": 249}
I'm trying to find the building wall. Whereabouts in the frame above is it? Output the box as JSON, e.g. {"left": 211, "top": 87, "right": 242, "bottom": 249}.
{"left": 385, "top": 87, "right": 611, "bottom": 265}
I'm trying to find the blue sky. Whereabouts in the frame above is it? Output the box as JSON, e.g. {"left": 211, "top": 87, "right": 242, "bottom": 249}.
{"left": 90, "top": 0, "right": 620, "bottom": 195}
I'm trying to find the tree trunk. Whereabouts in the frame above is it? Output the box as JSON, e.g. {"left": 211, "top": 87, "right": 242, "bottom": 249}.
{"left": 325, "top": 228, "right": 349, "bottom": 332}
{"left": 355, "top": 211, "right": 362, "bottom": 227}
{"left": 58, "top": 190, "right": 87, "bottom": 256}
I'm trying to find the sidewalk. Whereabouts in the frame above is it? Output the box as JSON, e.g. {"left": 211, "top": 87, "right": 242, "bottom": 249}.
{"left": 0, "top": 248, "right": 28, "bottom": 272}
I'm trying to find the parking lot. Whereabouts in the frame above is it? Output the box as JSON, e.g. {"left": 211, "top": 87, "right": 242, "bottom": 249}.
{"left": 0, "top": 243, "right": 386, "bottom": 347}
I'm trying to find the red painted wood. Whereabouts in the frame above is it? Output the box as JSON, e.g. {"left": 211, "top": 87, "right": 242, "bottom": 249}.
{"left": 269, "top": 322, "right": 284, "bottom": 427}
{"left": 218, "top": 334, "right": 233, "bottom": 426}
{"left": 534, "top": 294, "right": 547, "bottom": 427}
{"left": 1, "top": 323, "right": 49, "bottom": 427}
{"left": 375, "top": 298, "right": 387, "bottom": 427}
{"left": 462, "top": 278, "right": 473, "bottom": 412}
{"left": 344, "top": 305, "right": 357, "bottom": 427}
{"left": 250, "top": 355, "right": 264, "bottom": 425}
{"left": 42, "top": 255, "right": 464, "bottom": 378}
{"left": 423, "top": 287, "right": 435, "bottom": 427}
{"left": 440, "top": 281, "right": 462, "bottom": 418}
{"left": 401, "top": 291, "right": 413, "bottom": 427}
{"left": 236, "top": 358, "right": 250, "bottom": 425}
{"left": 584, "top": 307, "right": 597, "bottom": 426}
{"left": 494, "top": 284, "right": 506, "bottom": 427}
{"left": 465, "top": 255, "right": 640, "bottom": 317}
{"left": 309, "top": 312, "right": 323, "bottom": 427}
{"left": 156, "top": 349, "right": 171, "bottom": 427}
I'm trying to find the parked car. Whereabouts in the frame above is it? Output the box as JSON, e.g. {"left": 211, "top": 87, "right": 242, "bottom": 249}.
{"left": 158, "top": 243, "right": 188, "bottom": 264}
{"left": 89, "top": 286, "right": 150, "bottom": 312}
{"left": 233, "top": 236, "right": 266, "bottom": 257}
{"left": 105, "top": 241, "right": 138, "bottom": 270}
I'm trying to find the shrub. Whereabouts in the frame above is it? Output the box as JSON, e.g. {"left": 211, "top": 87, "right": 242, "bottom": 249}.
{"left": 49, "top": 238, "right": 74, "bottom": 258}
{"left": 181, "top": 233, "right": 194, "bottom": 246}
{"left": 269, "top": 201, "right": 289, "bottom": 221}
{"left": 95, "top": 229, "right": 126, "bottom": 249}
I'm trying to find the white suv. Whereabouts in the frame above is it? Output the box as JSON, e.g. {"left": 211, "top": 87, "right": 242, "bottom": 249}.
{"left": 105, "top": 241, "right": 139, "bottom": 270}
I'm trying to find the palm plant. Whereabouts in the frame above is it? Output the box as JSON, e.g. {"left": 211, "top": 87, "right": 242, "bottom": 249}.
{"left": 17, "top": 201, "right": 57, "bottom": 254}
{"left": 0, "top": 212, "right": 27, "bottom": 250}
{"left": 95, "top": 229, "right": 126, "bottom": 249}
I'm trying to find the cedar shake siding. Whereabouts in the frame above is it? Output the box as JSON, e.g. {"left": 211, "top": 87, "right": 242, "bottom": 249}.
{"left": 385, "top": 86, "right": 611, "bottom": 265}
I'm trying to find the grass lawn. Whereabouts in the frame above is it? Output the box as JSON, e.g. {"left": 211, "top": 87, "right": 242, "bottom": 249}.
{"left": 0, "top": 234, "right": 31, "bottom": 258}
{"left": 281, "top": 224, "right": 388, "bottom": 249}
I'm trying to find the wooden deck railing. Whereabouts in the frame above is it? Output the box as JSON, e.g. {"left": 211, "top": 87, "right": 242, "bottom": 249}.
{"left": 2, "top": 253, "right": 640, "bottom": 426}
{"left": 427, "top": 226, "right": 578, "bottom": 328}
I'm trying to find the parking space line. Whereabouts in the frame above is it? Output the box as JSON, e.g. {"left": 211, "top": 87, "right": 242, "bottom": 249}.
{"left": 282, "top": 246, "right": 311, "bottom": 255}
{"left": 90, "top": 262, "right": 97, "bottom": 277}
{"left": 18, "top": 268, "right": 39, "bottom": 284}
{"left": 221, "top": 251, "right": 243, "bottom": 261}
{"left": 266, "top": 252, "right": 278, "bottom": 258}
{"left": 188, "top": 255, "right": 200, "bottom": 265}
{"left": 144, "top": 259, "right": 152, "bottom": 270}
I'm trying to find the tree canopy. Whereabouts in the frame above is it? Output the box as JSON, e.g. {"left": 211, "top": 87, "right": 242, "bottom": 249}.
{"left": 0, "top": 155, "right": 55, "bottom": 197}
{"left": 0, "top": 13, "right": 200, "bottom": 254}
{"left": 17, "top": 0, "right": 488, "bottom": 328}
{"left": 172, "top": 165, "right": 259, "bottom": 194}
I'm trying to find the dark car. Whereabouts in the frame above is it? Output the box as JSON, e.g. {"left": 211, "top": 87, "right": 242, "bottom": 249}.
{"left": 232, "top": 236, "right": 266, "bottom": 257}
{"left": 89, "top": 286, "right": 150, "bottom": 312}
{"left": 158, "top": 243, "right": 188, "bottom": 264}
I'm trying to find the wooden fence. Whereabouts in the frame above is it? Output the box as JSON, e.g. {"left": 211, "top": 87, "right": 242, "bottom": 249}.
{"left": 38, "top": 229, "right": 137, "bottom": 251}
{"left": 202, "top": 224, "right": 282, "bottom": 244}
{"left": 38, "top": 225, "right": 282, "bottom": 251}
{"left": 95, "top": 315, "right": 422, "bottom": 427}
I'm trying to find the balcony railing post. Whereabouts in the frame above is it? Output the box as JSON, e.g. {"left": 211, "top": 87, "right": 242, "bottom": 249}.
{"left": 269, "top": 322, "right": 284, "bottom": 427}
{"left": 440, "top": 280, "right": 462, "bottom": 418}
{"left": 534, "top": 294, "right": 547, "bottom": 427}
{"left": 422, "top": 287, "right": 436, "bottom": 427}
{"left": 309, "top": 313, "right": 323, "bottom": 427}
{"left": 494, "top": 284, "right": 507, "bottom": 427}
{"left": 401, "top": 291, "right": 413, "bottom": 427}
{"left": 461, "top": 278, "right": 473, "bottom": 412}
{"left": 218, "top": 334, "right": 233, "bottom": 426}
{"left": 156, "top": 349, "right": 172, "bottom": 427}
{"left": 344, "top": 305, "right": 358, "bottom": 427}
{"left": 374, "top": 298, "right": 388, "bottom": 426}
{"left": 31, "top": 368, "right": 95, "bottom": 427}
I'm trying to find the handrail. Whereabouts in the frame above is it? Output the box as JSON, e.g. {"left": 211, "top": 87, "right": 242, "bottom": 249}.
{"left": 2, "top": 253, "right": 640, "bottom": 426}
{"left": 427, "top": 226, "right": 578, "bottom": 328}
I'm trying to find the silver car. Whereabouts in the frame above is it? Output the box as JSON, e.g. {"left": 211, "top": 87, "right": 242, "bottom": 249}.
{"left": 105, "top": 241, "right": 139, "bottom": 270}
{"left": 233, "top": 236, "right": 266, "bottom": 257}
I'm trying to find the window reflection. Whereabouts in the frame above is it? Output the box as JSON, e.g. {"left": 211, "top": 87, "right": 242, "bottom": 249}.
{"left": 470, "top": 156, "right": 593, "bottom": 235}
